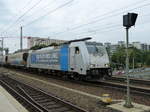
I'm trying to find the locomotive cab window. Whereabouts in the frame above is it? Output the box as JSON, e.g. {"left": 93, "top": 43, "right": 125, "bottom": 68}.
{"left": 75, "top": 47, "right": 80, "bottom": 54}
{"left": 86, "top": 43, "right": 106, "bottom": 56}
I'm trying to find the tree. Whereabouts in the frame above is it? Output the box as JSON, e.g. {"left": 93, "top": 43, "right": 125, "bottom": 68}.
{"left": 129, "top": 47, "right": 142, "bottom": 68}
{"left": 144, "top": 51, "right": 150, "bottom": 66}
{"left": 30, "top": 44, "right": 48, "bottom": 50}
{"left": 111, "top": 46, "right": 126, "bottom": 69}
{"left": 111, "top": 46, "right": 144, "bottom": 69}
{"left": 48, "top": 43, "right": 58, "bottom": 46}
{"left": 146, "top": 55, "right": 150, "bottom": 66}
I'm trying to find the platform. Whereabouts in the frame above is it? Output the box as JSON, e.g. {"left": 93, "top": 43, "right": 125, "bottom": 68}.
{"left": 108, "top": 101, "right": 150, "bottom": 112}
{"left": 0, "top": 85, "right": 28, "bottom": 112}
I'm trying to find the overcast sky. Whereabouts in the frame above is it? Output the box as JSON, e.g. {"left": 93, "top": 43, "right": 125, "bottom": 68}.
{"left": 0, "top": 0, "right": 150, "bottom": 52}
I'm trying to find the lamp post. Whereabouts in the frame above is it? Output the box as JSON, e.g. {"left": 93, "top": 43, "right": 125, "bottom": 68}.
{"left": 123, "top": 13, "right": 138, "bottom": 108}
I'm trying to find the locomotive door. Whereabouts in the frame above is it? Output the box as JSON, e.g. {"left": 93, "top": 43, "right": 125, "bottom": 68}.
{"left": 70, "top": 47, "right": 75, "bottom": 71}
{"left": 70, "top": 47, "right": 83, "bottom": 74}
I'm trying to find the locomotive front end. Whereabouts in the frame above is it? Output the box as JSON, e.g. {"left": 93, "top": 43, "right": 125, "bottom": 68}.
{"left": 86, "top": 42, "right": 112, "bottom": 79}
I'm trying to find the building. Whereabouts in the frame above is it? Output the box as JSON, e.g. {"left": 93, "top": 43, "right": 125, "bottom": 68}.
{"left": 118, "top": 41, "right": 125, "bottom": 47}
{"left": 104, "top": 42, "right": 111, "bottom": 48}
{"left": 27, "top": 37, "right": 66, "bottom": 49}
{"left": 90, "top": 41, "right": 103, "bottom": 46}
{"left": 141, "top": 44, "right": 144, "bottom": 51}
{"left": 132, "top": 42, "right": 142, "bottom": 50}
{"left": 132, "top": 42, "right": 150, "bottom": 51}
{"left": 110, "top": 44, "right": 119, "bottom": 54}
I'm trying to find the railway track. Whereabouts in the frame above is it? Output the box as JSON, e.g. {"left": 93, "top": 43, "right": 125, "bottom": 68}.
{"left": 0, "top": 75, "right": 87, "bottom": 112}
{"left": 2, "top": 67, "right": 150, "bottom": 97}
{"left": 88, "top": 80, "right": 150, "bottom": 97}
{"left": 107, "top": 76, "right": 150, "bottom": 86}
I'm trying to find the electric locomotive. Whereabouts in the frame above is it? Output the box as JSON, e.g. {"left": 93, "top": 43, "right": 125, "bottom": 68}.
{"left": 27, "top": 37, "right": 112, "bottom": 80}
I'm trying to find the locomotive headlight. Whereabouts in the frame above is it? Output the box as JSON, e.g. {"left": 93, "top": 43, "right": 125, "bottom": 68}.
{"left": 90, "top": 64, "right": 95, "bottom": 67}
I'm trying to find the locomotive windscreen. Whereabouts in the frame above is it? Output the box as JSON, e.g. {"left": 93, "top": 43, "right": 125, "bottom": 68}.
{"left": 86, "top": 43, "right": 106, "bottom": 56}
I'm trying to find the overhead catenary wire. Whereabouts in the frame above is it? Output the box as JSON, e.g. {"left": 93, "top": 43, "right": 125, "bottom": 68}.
{"left": 3, "top": 0, "right": 74, "bottom": 37}
{"left": 63, "top": 23, "right": 121, "bottom": 35}
{"left": 93, "top": 0, "right": 150, "bottom": 20}
{"left": 3, "top": 0, "right": 150, "bottom": 38}
{"left": 2, "top": 0, "right": 150, "bottom": 53}
{"left": 56, "top": 13, "right": 150, "bottom": 38}
{"left": 23, "top": 11, "right": 150, "bottom": 38}
{"left": 6, "top": 3, "right": 149, "bottom": 38}
{"left": 1, "top": 0, "right": 34, "bottom": 32}
{"left": 25, "top": 0, "right": 56, "bottom": 18}
{"left": 71, "top": 2, "right": 150, "bottom": 30}
{"left": 3, "top": 0, "right": 58, "bottom": 35}
{"left": 76, "top": 17, "right": 150, "bottom": 37}
{"left": 23, "top": 0, "right": 74, "bottom": 27}
{"left": 71, "top": 0, "right": 150, "bottom": 29}
{"left": 21, "top": 0, "right": 34, "bottom": 11}
{"left": 64, "top": 24, "right": 122, "bottom": 37}
{"left": 1, "top": 0, "right": 43, "bottom": 34}
{"left": 54, "top": 1, "right": 150, "bottom": 36}
{"left": 6, "top": 0, "right": 74, "bottom": 34}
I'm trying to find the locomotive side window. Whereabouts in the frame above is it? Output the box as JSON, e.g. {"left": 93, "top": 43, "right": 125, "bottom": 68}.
{"left": 75, "top": 47, "right": 80, "bottom": 54}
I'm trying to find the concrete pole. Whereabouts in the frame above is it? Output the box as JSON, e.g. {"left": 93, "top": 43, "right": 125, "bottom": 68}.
{"left": 124, "top": 27, "right": 133, "bottom": 108}
{"left": 20, "top": 26, "right": 23, "bottom": 51}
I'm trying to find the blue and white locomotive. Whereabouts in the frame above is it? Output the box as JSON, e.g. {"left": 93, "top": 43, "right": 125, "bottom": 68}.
{"left": 27, "top": 37, "right": 111, "bottom": 80}
{"left": 0, "top": 38, "right": 111, "bottom": 80}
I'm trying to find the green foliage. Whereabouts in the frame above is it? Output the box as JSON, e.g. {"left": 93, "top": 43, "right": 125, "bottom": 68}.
{"left": 144, "top": 51, "right": 150, "bottom": 66}
{"left": 48, "top": 43, "right": 58, "bottom": 46}
{"left": 111, "top": 47, "right": 126, "bottom": 68}
{"left": 30, "top": 44, "right": 48, "bottom": 50}
{"left": 146, "top": 55, "right": 150, "bottom": 66}
{"left": 111, "top": 46, "right": 150, "bottom": 69}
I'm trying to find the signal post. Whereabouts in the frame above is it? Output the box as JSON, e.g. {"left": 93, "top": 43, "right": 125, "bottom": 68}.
{"left": 123, "top": 13, "right": 138, "bottom": 108}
